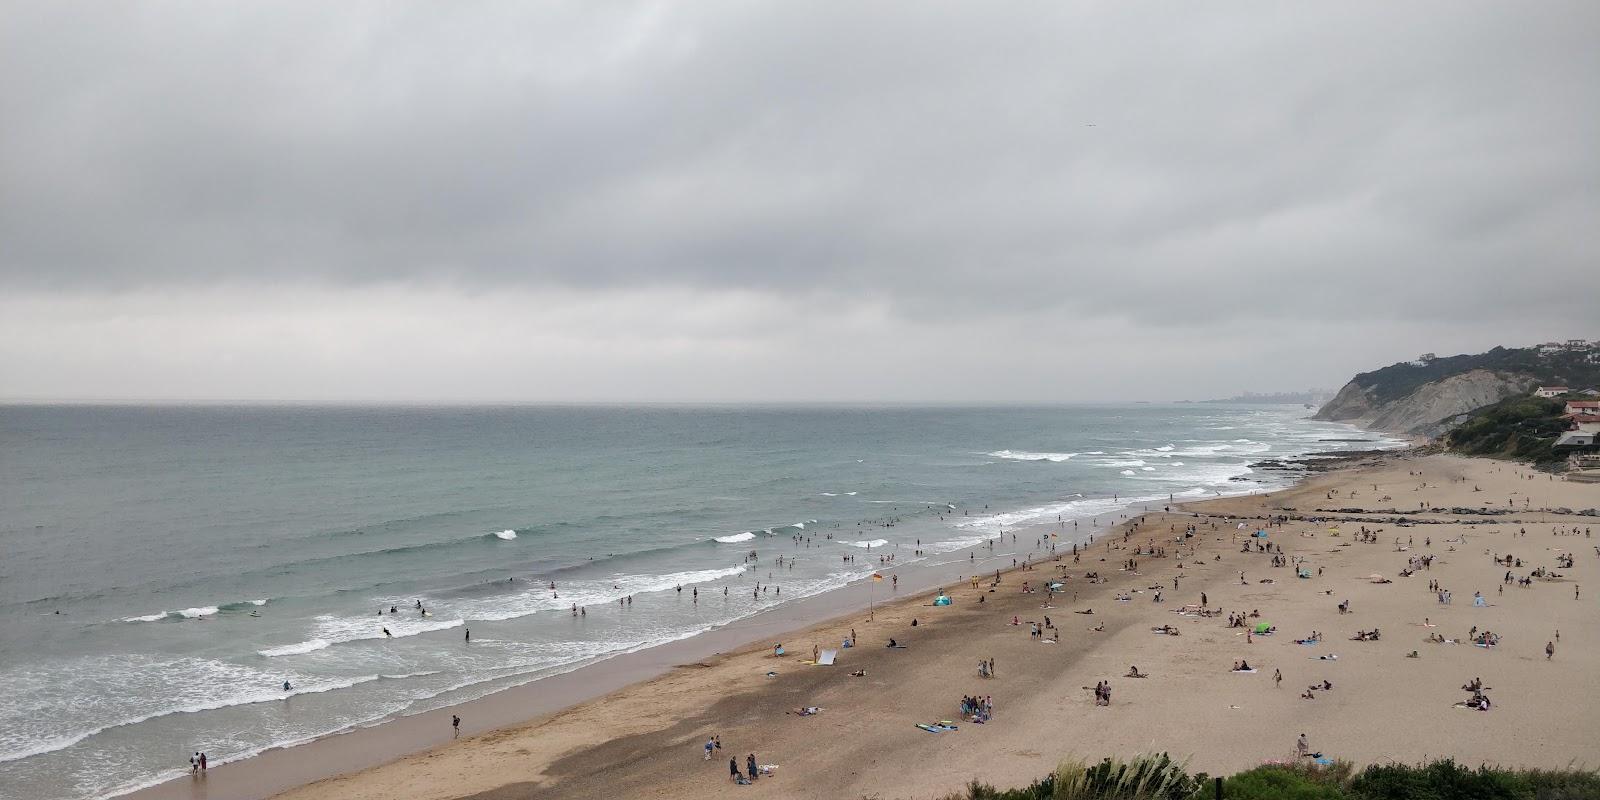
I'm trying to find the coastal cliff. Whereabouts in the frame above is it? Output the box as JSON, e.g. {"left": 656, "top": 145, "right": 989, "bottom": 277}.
{"left": 1315, "top": 345, "right": 1598, "bottom": 437}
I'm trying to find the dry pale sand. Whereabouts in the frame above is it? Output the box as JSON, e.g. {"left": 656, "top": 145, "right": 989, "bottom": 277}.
{"left": 271, "top": 453, "right": 1600, "bottom": 800}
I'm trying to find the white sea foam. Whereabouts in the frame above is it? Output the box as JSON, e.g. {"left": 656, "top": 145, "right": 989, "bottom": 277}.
{"left": 123, "top": 606, "right": 220, "bottom": 622}
{"left": 820, "top": 492, "right": 838, "bottom": 496}
{"left": 713, "top": 531, "right": 755, "bottom": 543}
{"left": 303, "top": 614, "right": 466, "bottom": 650}
{"left": 988, "top": 450, "right": 1076, "bottom": 462}
{"left": 1141, "top": 466, "right": 1156, "bottom": 471}
{"left": 493, "top": 529, "right": 517, "bottom": 540}
{"left": 249, "top": 599, "right": 269, "bottom": 606}
{"left": 0, "top": 655, "right": 387, "bottom": 764}
{"left": 258, "top": 639, "right": 331, "bottom": 657}
{"left": 952, "top": 493, "right": 1167, "bottom": 535}
{"left": 445, "top": 564, "right": 749, "bottom": 623}
{"left": 1155, "top": 444, "right": 1175, "bottom": 451}
{"left": 1121, "top": 470, "right": 1136, "bottom": 476}
{"left": 847, "top": 539, "right": 889, "bottom": 548}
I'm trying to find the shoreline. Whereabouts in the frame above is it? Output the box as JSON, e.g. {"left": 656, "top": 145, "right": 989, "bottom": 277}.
{"left": 257, "top": 447, "right": 1597, "bottom": 799}
{"left": 122, "top": 445, "right": 1405, "bottom": 800}
{"left": 120, "top": 543, "right": 1031, "bottom": 800}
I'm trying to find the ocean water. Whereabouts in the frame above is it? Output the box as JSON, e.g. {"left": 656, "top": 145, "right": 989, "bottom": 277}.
{"left": 0, "top": 404, "right": 1399, "bottom": 799}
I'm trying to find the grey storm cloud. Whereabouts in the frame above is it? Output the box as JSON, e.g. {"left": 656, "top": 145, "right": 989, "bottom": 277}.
{"left": 0, "top": 1, "right": 1596, "bottom": 402}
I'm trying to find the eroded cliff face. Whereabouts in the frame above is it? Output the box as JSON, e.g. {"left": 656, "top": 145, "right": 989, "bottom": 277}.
{"left": 1312, "top": 381, "right": 1375, "bottom": 422}
{"left": 1314, "top": 369, "right": 1535, "bottom": 436}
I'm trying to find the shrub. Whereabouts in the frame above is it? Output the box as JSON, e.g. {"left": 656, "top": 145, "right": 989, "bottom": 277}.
{"left": 1223, "top": 764, "right": 1349, "bottom": 800}
{"left": 1348, "top": 759, "right": 1528, "bottom": 800}
{"left": 1053, "top": 753, "right": 1201, "bottom": 800}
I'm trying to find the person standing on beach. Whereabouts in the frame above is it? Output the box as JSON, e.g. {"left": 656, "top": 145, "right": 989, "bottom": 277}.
{"left": 452, "top": 714, "right": 461, "bottom": 736}
{"left": 1547, "top": 641, "right": 1556, "bottom": 660}
{"left": 200, "top": 752, "right": 207, "bottom": 771}
{"left": 729, "top": 757, "right": 740, "bottom": 782}
{"left": 190, "top": 752, "right": 199, "bottom": 774}
{"left": 704, "top": 737, "right": 715, "bottom": 760}
{"left": 1296, "top": 733, "right": 1309, "bottom": 758}
{"left": 747, "top": 753, "right": 759, "bottom": 782}
{"left": 1274, "top": 668, "right": 1282, "bottom": 688}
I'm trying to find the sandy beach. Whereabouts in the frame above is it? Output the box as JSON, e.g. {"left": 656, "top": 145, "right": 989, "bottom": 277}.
{"left": 157, "top": 452, "right": 1598, "bottom": 800}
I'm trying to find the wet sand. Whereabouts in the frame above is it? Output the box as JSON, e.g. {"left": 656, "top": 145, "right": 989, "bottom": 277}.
{"left": 148, "top": 453, "right": 1600, "bottom": 799}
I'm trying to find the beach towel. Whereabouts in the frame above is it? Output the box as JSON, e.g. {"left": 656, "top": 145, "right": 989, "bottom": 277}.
{"left": 818, "top": 649, "right": 838, "bottom": 666}
{"left": 1232, "top": 668, "right": 1258, "bottom": 674}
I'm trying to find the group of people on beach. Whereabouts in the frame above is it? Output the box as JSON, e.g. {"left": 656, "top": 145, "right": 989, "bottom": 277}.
{"left": 704, "top": 736, "right": 763, "bottom": 785}
{"left": 960, "top": 694, "right": 993, "bottom": 722}
{"left": 1091, "top": 679, "right": 1113, "bottom": 706}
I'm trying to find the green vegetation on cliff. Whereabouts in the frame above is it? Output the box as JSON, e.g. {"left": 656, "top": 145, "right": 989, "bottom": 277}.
{"left": 1350, "top": 347, "right": 1596, "bottom": 407}
{"left": 1443, "top": 395, "right": 1567, "bottom": 464}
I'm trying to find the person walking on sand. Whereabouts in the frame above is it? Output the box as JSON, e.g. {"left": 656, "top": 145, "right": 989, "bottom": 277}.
{"left": 1547, "top": 641, "right": 1556, "bottom": 660}
{"left": 1296, "top": 733, "right": 1309, "bottom": 758}
{"left": 1274, "top": 668, "right": 1282, "bottom": 688}
{"left": 452, "top": 714, "right": 461, "bottom": 736}
{"left": 191, "top": 752, "right": 200, "bottom": 774}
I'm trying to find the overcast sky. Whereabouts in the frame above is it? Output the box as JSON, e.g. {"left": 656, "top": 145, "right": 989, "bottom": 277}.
{"left": 2, "top": 2, "right": 1595, "bottom": 403}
